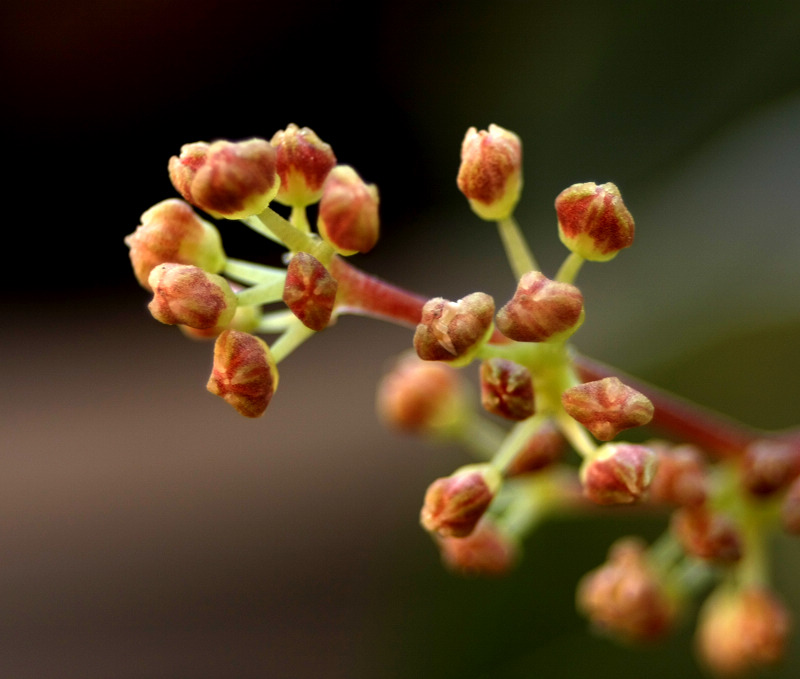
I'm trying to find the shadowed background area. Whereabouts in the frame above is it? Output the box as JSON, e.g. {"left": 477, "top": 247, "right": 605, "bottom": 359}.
{"left": 3, "top": 0, "right": 800, "bottom": 677}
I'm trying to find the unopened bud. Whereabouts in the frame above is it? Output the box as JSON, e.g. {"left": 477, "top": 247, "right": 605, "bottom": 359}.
{"left": 505, "top": 420, "right": 566, "bottom": 476}
{"left": 206, "top": 330, "right": 279, "bottom": 418}
{"left": 437, "top": 518, "right": 518, "bottom": 577}
{"left": 562, "top": 377, "right": 653, "bottom": 441}
{"left": 168, "top": 139, "right": 279, "bottom": 219}
{"left": 420, "top": 464, "right": 502, "bottom": 538}
{"left": 647, "top": 442, "right": 708, "bottom": 507}
{"left": 671, "top": 507, "right": 742, "bottom": 564}
{"left": 317, "top": 165, "right": 379, "bottom": 255}
{"left": 480, "top": 358, "right": 535, "bottom": 420}
{"left": 555, "top": 182, "right": 634, "bottom": 262}
{"left": 580, "top": 443, "right": 658, "bottom": 505}
{"left": 741, "top": 439, "right": 800, "bottom": 496}
{"left": 457, "top": 124, "right": 522, "bottom": 221}
{"left": 577, "top": 538, "right": 677, "bottom": 642}
{"left": 282, "top": 252, "right": 338, "bottom": 331}
{"left": 179, "top": 302, "right": 261, "bottom": 340}
{"left": 147, "top": 264, "right": 237, "bottom": 330}
{"left": 271, "top": 124, "right": 337, "bottom": 207}
{"left": 125, "top": 199, "right": 226, "bottom": 291}
{"left": 495, "top": 271, "right": 584, "bottom": 343}
{"left": 414, "top": 292, "right": 495, "bottom": 366}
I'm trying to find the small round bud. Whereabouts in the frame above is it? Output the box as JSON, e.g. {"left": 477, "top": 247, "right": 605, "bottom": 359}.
{"left": 580, "top": 443, "right": 658, "bottom": 505}
{"left": 420, "top": 464, "right": 502, "bottom": 538}
{"left": 317, "top": 165, "right": 379, "bottom": 255}
{"left": 562, "top": 377, "right": 654, "bottom": 441}
{"left": 147, "top": 264, "right": 237, "bottom": 330}
{"left": 206, "top": 330, "right": 279, "bottom": 418}
{"left": 270, "top": 124, "right": 337, "bottom": 207}
{"left": 505, "top": 420, "right": 566, "bottom": 476}
{"left": 414, "top": 292, "right": 495, "bottom": 366}
{"left": 555, "top": 182, "right": 634, "bottom": 262}
{"left": 741, "top": 439, "right": 800, "bottom": 497}
{"left": 480, "top": 358, "right": 535, "bottom": 420}
{"left": 437, "top": 518, "right": 518, "bottom": 577}
{"left": 647, "top": 442, "right": 708, "bottom": 507}
{"left": 282, "top": 252, "right": 338, "bottom": 331}
{"left": 696, "top": 587, "right": 790, "bottom": 676}
{"left": 125, "top": 199, "right": 226, "bottom": 291}
{"left": 495, "top": 271, "right": 584, "bottom": 343}
{"left": 168, "top": 139, "right": 279, "bottom": 219}
{"left": 457, "top": 124, "right": 522, "bottom": 221}
{"left": 671, "top": 507, "right": 742, "bottom": 564}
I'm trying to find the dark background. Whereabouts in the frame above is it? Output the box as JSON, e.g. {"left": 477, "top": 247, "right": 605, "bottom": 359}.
{"left": 3, "top": 1, "right": 800, "bottom": 676}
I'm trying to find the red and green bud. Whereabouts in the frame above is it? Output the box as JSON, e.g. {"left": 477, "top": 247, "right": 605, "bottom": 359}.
{"left": 179, "top": 303, "right": 261, "bottom": 340}
{"left": 495, "top": 271, "right": 584, "bottom": 343}
{"left": 562, "top": 377, "right": 654, "bottom": 441}
{"left": 270, "top": 123, "right": 337, "bottom": 207}
{"left": 414, "top": 292, "right": 495, "bottom": 365}
{"left": 457, "top": 124, "right": 522, "bottom": 221}
{"left": 437, "top": 518, "right": 518, "bottom": 577}
{"left": 125, "top": 199, "right": 226, "bottom": 291}
{"left": 555, "top": 182, "right": 634, "bottom": 261}
{"left": 147, "top": 263, "right": 237, "bottom": 330}
{"left": 671, "top": 507, "right": 742, "bottom": 564}
{"left": 316, "top": 165, "right": 379, "bottom": 255}
{"left": 505, "top": 420, "right": 566, "bottom": 476}
{"left": 580, "top": 443, "right": 658, "bottom": 505}
{"left": 740, "top": 439, "right": 800, "bottom": 497}
{"left": 420, "top": 464, "right": 502, "bottom": 538}
{"left": 168, "top": 138, "right": 280, "bottom": 219}
{"left": 647, "top": 442, "right": 708, "bottom": 507}
{"left": 206, "top": 330, "right": 279, "bottom": 418}
{"left": 282, "top": 252, "right": 338, "bottom": 331}
{"left": 480, "top": 358, "right": 535, "bottom": 420}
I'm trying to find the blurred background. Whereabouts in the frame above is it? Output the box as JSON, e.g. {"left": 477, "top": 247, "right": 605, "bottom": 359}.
{"left": 3, "top": 0, "right": 800, "bottom": 676}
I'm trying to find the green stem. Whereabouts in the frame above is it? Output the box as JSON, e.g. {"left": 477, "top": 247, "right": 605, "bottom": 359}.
{"left": 270, "top": 318, "right": 316, "bottom": 363}
{"left": 224, "top": 258, "right": 287, "bottom": 286}
{"left": 496, "top": 215, "right": 539, "bottom": 279}
{"left": 291, "top": 205, "right": 311, "bottom": 233}
{"left": 555, "top": 252, "right": 585, "bottom": 284}
{"left": 492, "top": 413, "right": 548, "bottom": 474}
{"left": 255, "top": 310, "right": 295, "bottom": 334}
{"left": 235, "top": 280, "right": 286, "bottom": 307}
{"left": 457, "top": 416, "right": 507, "bottom": 461}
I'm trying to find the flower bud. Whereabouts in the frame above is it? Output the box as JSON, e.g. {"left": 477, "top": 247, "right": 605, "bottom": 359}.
{"left": 495, "top": 271, "right": 584, "bottom": 343}
{"left": 505, "top": 420, "right": 566, "bottom": 476}
{"left": 580, "top": 443, "right": 658, "bottom": 505}
{"left": 562, "top": 377, "right": 654, "bottom": 441}
{"left": 420, "top": 464, "right": 502, "bottom": 538}
{"left": 456, "top": 124, "right": 522, "bottom": 221}
{"left": 480, "top": 358, "right": 535, "bottom": 420}
{"left": 414, "top": 292, "right": 495, "bottom": 366}
{"left": 179, "top": 303, "right": 261, "bottom": 340}
{"left": 376, "top": 354, "right": 467, "bottom": 435}
{"left": 316, "top": 165, "right": 379, "bottom": 254}
{"left": 647, "top": 442, "right": 708, "bottom": 507}
{"left": 270, "top": 124, "right": 337, "bottom": 207}
{"left": 125, "top": 199, "right": 226, "bottom": 291}
{"left": 206, "top": 330, "right": 279, "bottom": 418}
{"left": 282, "top": 252, "right": 338, "bottom": 331}
{"left": 671, "top": 507, "right": 742, "bottom": 564}
{"left": 437, "top": 518, "right": 518, "bottom": 577}
{"left": 577, "top": 538, "right": 677, "bottom": 642}
{"left": 168, "top": 139, "right": 279, "bottom": 219}
{"left": 696, "top": 587, "right": 790, "bottom": 676}
{"left": 147, "top": 264, "right": 237, "bottom": 330}
{"left": 555, "top": 182, "right": 634, "bottom": 261}
{"left": 741, "top": 439, "right": 800, "bottom": 497}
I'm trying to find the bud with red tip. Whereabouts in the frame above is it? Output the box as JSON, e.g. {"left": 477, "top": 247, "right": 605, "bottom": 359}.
{"left": 648, "top": 442, "right": 708, "bottom": 507}
{"left": 147, "top": 263, "right": 237, "bottom": 330}
{"left": 317, "top": 165, "right": 379, "bottom": 255}
{"left": 580, "top": 443, "right": 658, "bottom": 505}
{"left": 495, "top": 271, "right": 584, "bottom": 343}
{"left": 125, "top": 199, "right": 226, "bottom": 291}
{"left": 555, "top": 182, "right": 634, "bottom": 261}
{"left": 168, "top": 138, "right": 280, "bottom": 219}
{"left": 414, "top": 292, "right": 495, "bottom": 366}
{"left": 437, "top": 518, "right": 518, "bottom": 577}
{"left": 271, "top": 124, "right": 337, "bottom": 207}
{"left": 457, "top": 124, "right": 522, "bottom": 221}
{"left": 671, "top": 507, "right": 742, "bottom": 564}
{"left": 420, "top": 464, "right": 502, "bottom": 538}
{"left": 562, "top": 377, "right": 654, "bottom": 441}
{"left": 206, "top": 330, "right": 279, "bottom": 418}
{"left": 696, "top": 586, "right": 790, "bottom": 676}
{"left": 480, "top": 358, "right": 535, "bottom": 420}
{"left": 741, "top": 439, "right": 800, "bottom": 496}
{"left": 577, "top": 537, "right": 678, "bottom": 642}
{"left": 505, "top": 420, "right": 566, "bottom": 476}
{"left": 282, "top": 252, "right": 338, "bottom": 331}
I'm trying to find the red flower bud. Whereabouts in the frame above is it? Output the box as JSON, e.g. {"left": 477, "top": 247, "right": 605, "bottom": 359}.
{"left": 457, "top": 124, "right": 522, "bottom": 221}
{"left": 125, "top": 199, "right": 226, "bottom": 291}
{"left": 555, "top": 182, "right": 634, "bottom": 261}
{"left": 495, "top": 271, "right": 584, "bottom": 343}
{"left": 480, "top": 358, "right": 535, "bottom": 420}
{"left": 437, "top": 518, "right": 518, "bottom": 577}
{"left": 671, "top": 507, "right": 742, "bottom": 564}
{"left": 504, "top": 420, "right": 566, "bottom": 476}
{"left": 562, "top": 377, "right": 654, "bottom": 441}
{"left": 168, "top": 139, "right": 279, "bottom": 219}
{"left": 580, "top": 443, "right": 658, "bottom": 505}
{"left": 414, "top": 292, "right": 495, "bottom": 365}
{"left": 271, "top": 124, "right": 337, "bottom": 207}
{"left": 147, "top": 264, "right": 237, "bottom": 330}
{"left": 741, "top": 439, "right": 800, "bottom": 496}
{"left": 317, "top": 165, "right": 379, "bottom": 255}
{"left": 206, "top": 330, "right": 279, "bottom": 418}
{"left": 282, "top": 252, "right": 338, "bottom": 331}
{"left": 420, "top": 464, "right": 502, "bottom": 538}
{"left": 647, "top": 442, "right": 708, "bottom": 507}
